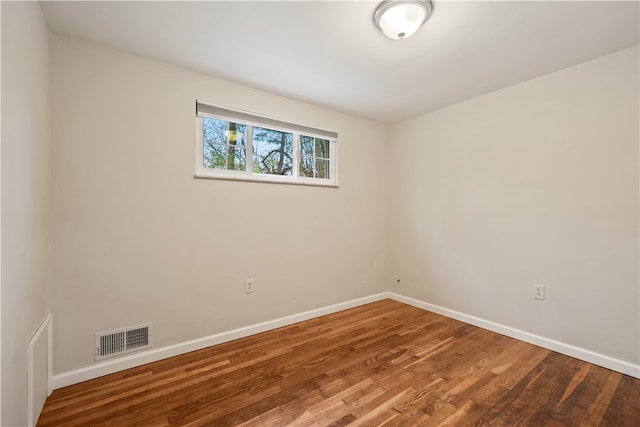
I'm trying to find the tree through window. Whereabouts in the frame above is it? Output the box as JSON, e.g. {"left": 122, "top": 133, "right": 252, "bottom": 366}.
{"left": 203, "top": 118, "right": 247, "bottom": 171}
{"left": 252, "top": 127, "right": 293, "bottom": 176}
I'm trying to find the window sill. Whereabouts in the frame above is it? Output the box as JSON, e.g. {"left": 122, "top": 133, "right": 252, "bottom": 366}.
{"left": 194, "top": 171, "right": 339, "bottom": 188}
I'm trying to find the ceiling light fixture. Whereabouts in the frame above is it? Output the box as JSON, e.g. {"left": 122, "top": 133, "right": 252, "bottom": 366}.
{"left": 374, "top": 0, "right": 433, "bottom": 40}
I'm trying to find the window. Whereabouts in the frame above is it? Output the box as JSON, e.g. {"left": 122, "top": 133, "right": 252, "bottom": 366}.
{"left": 196, "top": 101, "right": 338, "bottom": 187}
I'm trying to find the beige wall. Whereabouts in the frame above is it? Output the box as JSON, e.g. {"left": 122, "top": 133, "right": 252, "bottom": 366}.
{"left": 51, "top": 35, "right": 389, "bottom": 374}
{"left": 1, "top": 2, "right": 52, "bottom": 425}
{"left": 389, "top": 47, "right": 639, "bottom": 364}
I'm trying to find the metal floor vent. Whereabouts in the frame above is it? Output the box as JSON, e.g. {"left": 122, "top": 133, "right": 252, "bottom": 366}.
{"left": 95, "top": 323, "right": 152, "bottom": 361}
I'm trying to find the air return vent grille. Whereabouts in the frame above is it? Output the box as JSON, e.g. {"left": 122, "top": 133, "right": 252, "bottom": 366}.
{"left": 95, "top": 323, "right": 152, "bottom": 360}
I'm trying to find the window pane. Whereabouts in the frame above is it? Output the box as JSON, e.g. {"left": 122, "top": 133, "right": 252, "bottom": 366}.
{"left": 203, "top": 118, "right": 246, "bottom": 144}
{"left": 299, "top": 156, "right": 314, "bottom": 177}
{"left": 203, "top": 118, "right": 247, "bottom": 171}
{"left": 299, "top": 156, "right": 330, "bottom": 179}
{"left": 204, "top": 142, "right": 226, "bottom": 169}
{"left": 315, "top": 159, "right": 330, "bottom": 179}
{"left": 300, "top": 135, "right": 314, "bottom": 157}
{"left": 203, "top": 117, "right": 226, "bottom": 143}
{"left": 204, "top": 142, "right": 246, "bottom": 171}
{"left": 253, "top": 127, "right": 293, "bottom": 176}
{"left": 315, "top": 138, "right": 329, "bottom": 158}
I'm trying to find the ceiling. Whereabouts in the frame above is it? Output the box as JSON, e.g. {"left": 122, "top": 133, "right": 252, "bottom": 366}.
{"left": 40, "top": 1, "right": 639, "bottom": 123}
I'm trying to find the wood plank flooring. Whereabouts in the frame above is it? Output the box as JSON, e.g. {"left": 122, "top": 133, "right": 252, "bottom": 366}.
{"left": 38, "top": 299, "right": 640, "bottom": 426}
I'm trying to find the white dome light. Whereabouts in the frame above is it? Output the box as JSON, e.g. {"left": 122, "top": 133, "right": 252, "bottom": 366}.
{"left": 374, "top": 0, "right": 433, "bottom": 40}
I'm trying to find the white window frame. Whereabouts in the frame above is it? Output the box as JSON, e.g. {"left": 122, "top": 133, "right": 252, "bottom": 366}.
{"left": 195, "top": 101, "right": 338, "bottom": 187}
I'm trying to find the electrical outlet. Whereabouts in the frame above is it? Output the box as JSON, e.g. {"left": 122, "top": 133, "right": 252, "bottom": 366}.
{"left": 245, "top": 279, "right": 254, "bottom": 294}
{"left": 533, "top": 284, "right": 545, "bottom": 300}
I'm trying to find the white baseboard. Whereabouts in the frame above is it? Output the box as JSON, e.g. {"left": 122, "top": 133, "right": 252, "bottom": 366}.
{"left": 387, "top": 292, "right": 640, "bottom": 379}
{"left": 53, "top": 293, "right": 388, "bottom": 389}
{"left": 53, "top": 291, "right": 639, "bottom": 389}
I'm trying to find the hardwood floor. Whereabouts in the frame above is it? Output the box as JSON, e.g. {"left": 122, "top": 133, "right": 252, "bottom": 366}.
{"left": 38, "top": 299, "right": 639, "bottom": 426}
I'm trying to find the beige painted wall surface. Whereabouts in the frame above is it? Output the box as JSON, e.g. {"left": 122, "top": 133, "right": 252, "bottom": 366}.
{"left": 1, "top": 2, "right": 52, "bottom": 425}
{"left": 51, "top": 36, "right": 389, "bottom": 374}
{"left": 389, "top": 47, "right": 640, "bottom": 364}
